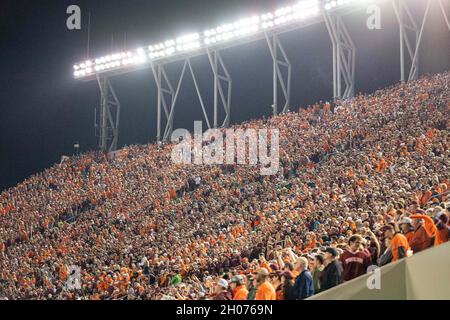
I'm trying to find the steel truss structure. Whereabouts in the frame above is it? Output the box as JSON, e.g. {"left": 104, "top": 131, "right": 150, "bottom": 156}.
{"left": 149, "top": 50, "right": 232, "bottom": 142}
{"left": 207, "top": 50, "right": 232, "bottom": 129}
{"left": 392, "top": 0, "right": 449, "bottom": 82}
{"left": 96, "top": 76, "right": 121, "bottom": 152}
{"left": 79, "top": 0, "right": 449, "bottom": 151}
{"left": 323, "top": 11, "right": 355, "bottom": 100}
{"left": 266, "top": 33, "right": 292, "bottom": 115}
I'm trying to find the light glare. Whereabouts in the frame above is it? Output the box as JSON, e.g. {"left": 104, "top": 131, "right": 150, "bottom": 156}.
{"left": 74, "top": 0, "right": 336, "bottom": 78}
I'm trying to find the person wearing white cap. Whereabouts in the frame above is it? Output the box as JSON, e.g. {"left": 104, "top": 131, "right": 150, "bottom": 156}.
{"left": 211, "top": 278, "right": 232, "bottom": 300}
{"left": 399, "top": 217, "right": 414, "bottom": 243}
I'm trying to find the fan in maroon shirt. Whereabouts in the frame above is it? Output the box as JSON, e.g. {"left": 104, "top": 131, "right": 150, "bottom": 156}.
{"left": 340, "top": 235, "right": 371, "bottom": 282}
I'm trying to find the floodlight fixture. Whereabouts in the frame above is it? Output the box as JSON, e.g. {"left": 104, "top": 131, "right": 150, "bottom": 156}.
{"left": 72, "top": 0, "right": 338, "bottom": 79}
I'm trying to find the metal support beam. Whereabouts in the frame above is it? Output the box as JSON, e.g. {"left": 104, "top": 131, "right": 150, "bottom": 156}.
{"left": 323, "top": 11, "right": 356, "bottom": 100}
{"left": 187, "top": 59, "right": 212, "bottom": 130}
{"left": 151, "top": 62, "right": 173, "bottom": 142}
{"left": 392, "top": 0, "right": 432, "bottom": 82}
{"left": 438, "top": 0, "right": 450, "bottom": 31}
{"left": 152, "top": 55, "right": 228, "bottom": 142}
{"left": 265, "top": 33, "right": 291, "bottom": 115}
{"left": 151, "top": 60, "right": 188, "bottom": 142}
{"left": 207, "top": 49, "right": 232, "bottom": 128}
{"left": 96, "top": 75, "right": 121, "bottom": 152}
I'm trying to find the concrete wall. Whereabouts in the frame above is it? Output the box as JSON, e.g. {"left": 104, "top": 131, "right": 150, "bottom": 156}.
{"left": 309, "top": 242, "right": 450, "bottom": 300}
{"left": 406, "top": 242, "right": 450, "bottom": 299}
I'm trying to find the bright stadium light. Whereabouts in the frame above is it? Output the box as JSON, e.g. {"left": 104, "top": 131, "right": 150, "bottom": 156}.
{"left": 72, "top": 0, "right": 364, "bottom": 79}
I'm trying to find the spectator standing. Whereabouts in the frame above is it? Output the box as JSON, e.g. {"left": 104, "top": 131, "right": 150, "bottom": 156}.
{"left": 399, "top": 218, "right": 415, "bottom": 243}
{"left": 311, "top": 254, "right": 325, "bottom": 293}
{"left": 211, "top": 279, "right": 232, "bottom": 300}
{"left": 255, "top": 268, "right": 276, "bottom": 300}
{"left": 281, "top": 271, "right": 297, "bottom": 300}
{"left": 340, "top": 235, "right": 370, "bottom": 281}
{"left": 409, "top": 218, "right": 432, "bottom": 253}
{"left": 229, "top": 275, "right": 248, "bottom": 300}
{"left": 382, "top": 225, "right": 411, "bottom": 262}
{"left": 320, "top": 247, "right": 343, "bottom": 291}
{"left": 293, "top": 257, "right": 314, "bottom": 300}
{"left": 246, "top": 275, "right": 257, "bottom": 300}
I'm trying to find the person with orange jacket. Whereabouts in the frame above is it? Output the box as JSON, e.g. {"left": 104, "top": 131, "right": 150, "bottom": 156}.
{"left": 382, "top": 225, "right": 410, "bottom": 262}
{"left": 255, "top": 268, "right": 276, "bottom": 300}
{"left": 375, "top": 157, "right": 388, "bottom": 173}
{"left": 409, "top": 218, "right": 433, "bottom": 253}
{"left": 410, "top": 212, "right": 437, "bottom": 242}
{"left": 399, "top": 217, "right": 415, "bottom": 244}
{"left": 419, "top": 189, "right": 433, "bottom": 207}
{"left": 229, "top": 275, "right": 248, "bottom": 300}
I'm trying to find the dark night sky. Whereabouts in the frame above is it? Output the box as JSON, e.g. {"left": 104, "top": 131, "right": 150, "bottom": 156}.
{"left": 0, "top": 0, "right": 449, "bottom": 191}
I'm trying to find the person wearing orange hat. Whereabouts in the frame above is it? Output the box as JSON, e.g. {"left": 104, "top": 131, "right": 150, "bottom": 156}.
{"left": 410, "top": 210, "right": 437, "bottom": 241}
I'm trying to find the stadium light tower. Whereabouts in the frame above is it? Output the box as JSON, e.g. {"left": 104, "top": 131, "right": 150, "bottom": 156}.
{"left": 72, "top": 0, "right": 448, "bottom": 151}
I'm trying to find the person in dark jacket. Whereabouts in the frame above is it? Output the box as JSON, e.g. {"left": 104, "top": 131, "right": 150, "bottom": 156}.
{"left": 312, "top": 254, "right": 325, "bottom": 293}
{"left": 246, "top": 275, "right": 257, "bottom": 300}
{"left": 320, "top": 247, "right": 343, "bottom": 292}
{"left": 281, "top": 271, "right": 297, "bottom": 300}
{"left": 293, "top": 257, "right": 314, "bottom": 300}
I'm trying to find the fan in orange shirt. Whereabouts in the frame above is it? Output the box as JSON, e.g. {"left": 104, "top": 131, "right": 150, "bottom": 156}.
{"left": 383, "top": 225, "right": 410, "bottom": 261}
{"left": 410, "top": 213, "right": 437, "bottom": 240}
{"left": 418, "top": 189, "right": 433, "bottom": 207}
{"left": 255, "top": 268, "right": 276, "bottom": 300}
{"left": 375, "top": 158, "right": 388, "bottom": 173}
{"left": 59, "top": 264, "right": 69, "bottom": 282}
{"left": 303, "top": 232, "right": 317, "bottom": 252}
{"left": 0, "top": 242, "right": 5, "bottom": 258}
{"left": 230, "top": 275, "right": 248, "bottom": 300}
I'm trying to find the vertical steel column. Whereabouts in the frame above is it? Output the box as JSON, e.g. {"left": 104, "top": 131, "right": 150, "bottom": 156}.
{"left": 393, "top": 0, "right": 432, "bottom": 82}
{"left": 96, "top": 75, "right": 121, "bottom": 152}
{"left": 265, "top": 33, "right": 291, "bottom": 115}
{"left": 213, "top": 52, "right": 218, "bottom": 128}
{"left": 187, "top": 59, "right": 212, "bottom": 130}
{"left": 163, "top": 60, "right": 188, "bottom": 141}
{"left": 156, "top": 66, "right": 162, "bottom": 142}
{"left": 272, "top": 36, "right": 278, "bottom": 116}
{"left": 207, "top": 49, "right": 232, "bottom": 128}
{"left": 323, "top": 11, "right": 356, "bottom": 100}
{"left": 438, "top": 0, "right": 450, "bottom": 31}
{"left": 339, "top": 15, "right": 356, "bottom": 99}
{"left": 99, "top": 77, "right": 108, "bottom": 151}
{"left": 409, "top": 0, "right": 432, "bottom": 81}
{"left": 151, "top": 62, "right": 178, "bottom": 142}
{"left": 151, "top": 60, "right": 188, "bottom": 142}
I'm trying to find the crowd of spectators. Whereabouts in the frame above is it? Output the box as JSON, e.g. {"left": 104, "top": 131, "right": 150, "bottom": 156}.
{"left": 0, "top": 71, "right": 448, "bottom": 300}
